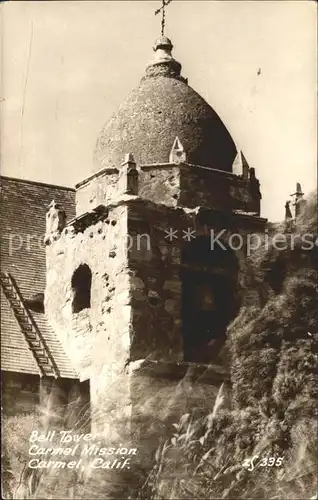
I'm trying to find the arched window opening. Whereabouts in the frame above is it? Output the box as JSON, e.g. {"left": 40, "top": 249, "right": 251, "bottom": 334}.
{"left": 181, "top": 236, "right": 238, "bottom": 363}
{"left": 71, "top": 264, "right": 92, "bottom": 313}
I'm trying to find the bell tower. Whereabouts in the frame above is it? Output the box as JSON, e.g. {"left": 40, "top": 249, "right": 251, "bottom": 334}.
{"left": 44, "top": 32, "right": 266, "bottom": 446}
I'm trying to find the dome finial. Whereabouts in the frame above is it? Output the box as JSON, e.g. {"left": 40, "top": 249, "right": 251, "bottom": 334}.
{"left": 145, "top": 36, "right": 185, "bottom": 81}
{"left": 154, "top": 0, "right": 172, "bottom": 37}
{"left": 147, "top": 0, "right": 187, "bottom": 82}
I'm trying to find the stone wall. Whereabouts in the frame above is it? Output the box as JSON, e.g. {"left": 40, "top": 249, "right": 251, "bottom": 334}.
{"left": 2, "top": 372, "right": 40, "bottom": 417}
{"left": 45, "top": 204, "right": 130, "bottom": 382}
{"left": 75, "top": 162, "right": 261, "bottom": 218}
{"left": 127, "top": 201, "right": 186, "bottom": 362}
{"left": 75, "top": 168, "right": 119, "bottom": 216}
{"left": 125, "top": 199, "right": 266, "bottom": 363}
{"left": 138, "top": 165, "right": 180, "bottom": 206}
{"left": 40, "top": 377, "right": 90, "bottom": 429}
{"left": 130, "top": 360, "right": 230, "bottom": 433}
{"left": 46, "top": 164, "right": 266, "bottom": 437}
{"left": 2, "top": 372, "right": 89, "bottom": 431}
{"left": 138, "top": 163, "right": 261, "bottom": 214}
{"left": 179, "top": 164, "right": 255, "bottom": 212}
{"left": 93, "top": 359, "right": 229, "bottom": 466}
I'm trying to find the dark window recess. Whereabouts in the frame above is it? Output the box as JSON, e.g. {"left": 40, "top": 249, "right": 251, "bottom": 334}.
{"left": 181, "top": 236, "right": 238, "bottom": 363}
{"left": 25, "top": 292, "right": 45, "bottom": 313}
{"left": 71, "top": 264, "right": 92, "bottom": 313}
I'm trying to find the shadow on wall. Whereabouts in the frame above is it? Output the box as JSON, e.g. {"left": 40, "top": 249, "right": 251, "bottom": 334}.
{"left": 71, "top": 264, "right": 92, "bottom": 313}
{"left": 181, "top": 237, "right": 239, "bottom": 363}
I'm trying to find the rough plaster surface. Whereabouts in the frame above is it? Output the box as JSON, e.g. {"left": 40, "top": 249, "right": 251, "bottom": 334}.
{"left": 45, "top": 173, "right": 265, "bottom": 438}
{"left": 94, "top": 75, "right": 237, "bottom": 173}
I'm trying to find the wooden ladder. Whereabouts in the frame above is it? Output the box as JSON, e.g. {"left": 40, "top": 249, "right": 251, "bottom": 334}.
{"left": 0, "top": 272, "right": 59, "bottom": 378}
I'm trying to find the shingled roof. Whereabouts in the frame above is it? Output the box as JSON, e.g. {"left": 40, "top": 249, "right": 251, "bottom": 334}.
{"left": 1, "top": 176, "right": 78, "bottom": 378}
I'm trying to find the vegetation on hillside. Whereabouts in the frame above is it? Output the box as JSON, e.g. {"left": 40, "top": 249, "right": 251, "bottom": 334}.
{"left": 138, "top": 191, "right": 317, "bottom": 499}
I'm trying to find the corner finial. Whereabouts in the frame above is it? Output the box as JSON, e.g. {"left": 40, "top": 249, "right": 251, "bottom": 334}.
{"left": 120, "top": 153, "right": 138, "bottom": 195}
{"left": 121, "top": 153, "right": 136, "bottom": 166}
{"left": 290, "top": 182, "right": 304, "bottom": 198}
{"left": 290, "top": 182, "right": 306, "bottom": 220}
{"left": 169, "top": 136, "right": 187, "bottom": 163}
{"left": 232, "top": 150, "right": 249, "bottom": 178}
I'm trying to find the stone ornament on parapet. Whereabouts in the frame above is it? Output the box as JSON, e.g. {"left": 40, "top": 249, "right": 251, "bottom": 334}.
{"left": 119, "top": 153, "right": 139, "bottom": 196}
{"left": 44, "top": 200, "right": 66, "bottom": 246}
{"left": 169, "top": 136, "right": 187, "bottom": 164}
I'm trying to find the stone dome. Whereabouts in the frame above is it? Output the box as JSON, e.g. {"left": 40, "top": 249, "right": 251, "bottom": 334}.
{"left": 93, "top": 37, "right": 237, "bottom": 173}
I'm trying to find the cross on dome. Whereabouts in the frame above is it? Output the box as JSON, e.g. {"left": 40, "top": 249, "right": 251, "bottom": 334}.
{"left": 155, "top": 0, "right": 172, "bottom": 37}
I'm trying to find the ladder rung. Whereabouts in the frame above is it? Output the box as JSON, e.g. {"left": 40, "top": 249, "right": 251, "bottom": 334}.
{"left": 15, "top": 307, "right": 26, "bottom": 313}
{"left": 16, "top": 315, "right": 29, "bottom": 322}
{"left": 28, "top": 340, "right": 42, "bottom": 347}
{"left": 44, "top": 366, "right": 54, "bottom": 372}
{"left": 2, "top": 272, "right": 58, "bottom": 376}
{"left": 24, "top": 327, "right": 36, "bottom": 333}
{"left": 3, "top": 279, "right": 14, "bottom": 284}
{"left": 30, "top": 344, "right": 41, "bottom": 350}
{"left": 25, "top": 334, "right": 37, "bottom": 341}
{"left": 0, "top": 277, "right": 11, "bottom": 283}
{"left": 15, "top": 313, "right": 28, "bottom": 320}
{"left": 34, "top": 354, "right": 47, "bottom": 360}
{"left": 30, "top": 343, "right": 44, "bottom": 350}
{"left": 30, "top": 353, "right": 46, "bottom": 360}
{"left": 2, "top": 284, "right": 13, "bottom": 291}
{"left": 18, "top": 317, "right": 31, "bottom": 323}
{"left": 11, "top": 302, "right": 22, "bottom": 308}
{"left": 18, "top": 322, "right": 31, "bottom": 328}
{"left": 21, "top": 320, "right": 32, "bottom": 326}
{"left": 23, "top": 327, "right": 33, "bottom": 333}
{"left": 27, "top": 345, "right": 40, "bottom": 352}
{"left": 24, "top": 326, "right": 36, "bottom": 332}
{"left": 25, "top": 335, "right": 37, "bottom": 342}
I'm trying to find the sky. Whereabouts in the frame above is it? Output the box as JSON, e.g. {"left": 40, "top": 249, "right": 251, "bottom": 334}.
{"left": 1, "top": 0, "right": 317, "bottom": 221}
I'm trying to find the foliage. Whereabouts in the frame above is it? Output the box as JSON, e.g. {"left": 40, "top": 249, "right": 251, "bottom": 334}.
{"left": 138, "top": 191, "right": 318, "bottom": 499}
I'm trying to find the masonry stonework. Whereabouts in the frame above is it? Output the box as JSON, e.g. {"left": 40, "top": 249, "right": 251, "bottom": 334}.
{"left": 45, "top": 160, "right": 266, "bottom": 440}
{"left": 44, "top": 35, "right": 267, "bottom": 468}
{"left": 2, "top": 373, "right": 40, "bottom": 417}
{"left": 2, "top": 371, "right": 89, "bottom": 431}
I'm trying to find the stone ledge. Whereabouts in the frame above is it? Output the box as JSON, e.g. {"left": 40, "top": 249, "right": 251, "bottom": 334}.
{"left": 139, "top": 162, "right": 239, "bottom": 179}
{"left": 66, "top": 204, "right": 109, "bottom": 233}
{"left": 76, "top": 167, "right": 119, "bottom": 190}
{"left": 128, "top": 359, "right": 230, "bottom": 384}
{"left": 140, "top": 162, "right": 177, "bottom": 171}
